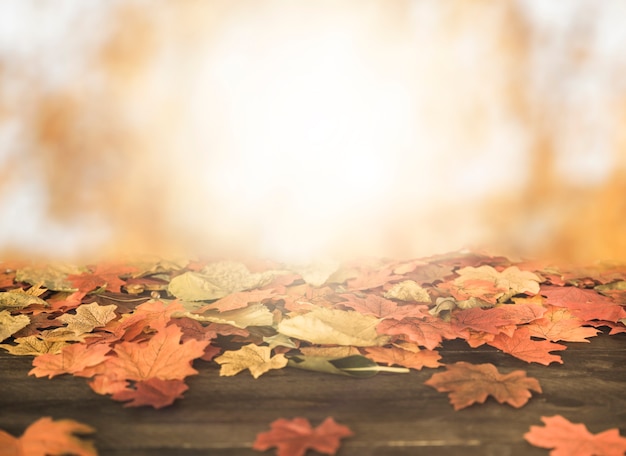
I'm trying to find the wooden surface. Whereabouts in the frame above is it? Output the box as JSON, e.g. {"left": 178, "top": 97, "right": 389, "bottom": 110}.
{"left": 1, "top": 330, "right": 624, "bottom": 455}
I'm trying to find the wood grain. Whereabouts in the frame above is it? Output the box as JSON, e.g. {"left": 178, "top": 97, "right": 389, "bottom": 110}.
{"left": 1, "top": 331, "right": 624, "bottom": 455}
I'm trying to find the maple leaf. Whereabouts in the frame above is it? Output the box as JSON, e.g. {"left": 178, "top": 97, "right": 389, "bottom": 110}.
{"left": 452, "top": 265, "right": 542, "bottom": 303}
{"left": 253, "top": 417, "right": 353, "bottom": 456}
{"left": 0, "top": 310, "right": 30, "bottom": 342}
{"left": 488, "top": 326, "right": 566, "bottom": 365}
{"left": 0, "top": 417, "right": 97, "bottom": 456}
{"left": 29, "top": 342, "right": 111, "bottom": 378}
{"left": 526, "top": 306, "right": 600, "bottom": 342}
{"left": 424, "top": 361, "right": 541, "bottom": 410}
{"left": 524, "top": 415, "right": 626, "bottom": 456}
{"left": 345, "top": 266, "right": 403, "bottom": 291}
{"left": 277, "top": 307, "right": 388, "bottom": 347}
{"left": 541, "top": 285, "right": 626, "bottom": 322}
{"left": 402, "top": 262, "right": 455, "bottom": 284}
{"left": 452, "top": 302, "right": 546, "bottom": 334}
{"left": 68, "top": 262, "right": 137, "bottom": 294}
{"left": 112, "top": 299, "right": 185, "bottom": 341}
{"left": 57, "top": 303, "right": 117, "bottom": 336}
{"left": 111, "top": 378, "right": 189, "bottom": 409}
{"left": 0, "top": 290, "right": 48, "bottom": 310}
{"left": 0, "top": 335, "right": 67, "bottom": 356}
{"left": 106, "top": 324, "right": 208, "bottom": 381}
{"left": 364, "top": 346, "right": 441, "bottom": 370}
{"left": 195, "top": 288, "right": 276, "bottom": 313}
{"left": 214, "top": 343, "right": 287, "bottom": 379}
{"left": 338, "top": 293, "right": 428, "bottom": 319}
{"left": 383, "top": 280, "right": 431, "bottom": 302}
{"left": 376, "top": 316, "right": 462, "bottom": 350}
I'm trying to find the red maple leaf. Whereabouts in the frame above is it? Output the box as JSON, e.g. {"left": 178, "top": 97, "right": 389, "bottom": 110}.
{"left": 0, "top": 417, "right": 96, "bottom": 456}
{"left": 364, "top": 346, "right": 441, "bottom": 370}
{"left": 111, "top": 378, "right": 189, "bottom": 409}
{"left": 541, "top": 285, "right": 626, "bottom": 322}
{"left": 253, "top": 417, "right": 353, "bottom": 456}
{"left": 524, "top": 415, "right": 626, "bottom": 456}
{"left": 453, "top": 302, "right": 546, "bottom": 334}
{"left": 29, "top": 343, "right": 112, "bottom": 378}
{"left": 424, "top": 362, "right": 541, "bottom": 410}
{"left": 110, "top": 299, "right": 186, "bottom": 341}
{"left": 488, "top": 326, "right": 566, "bottom": 365}
{"left": 376, "top": 316, "right": 463, "bottom": 350}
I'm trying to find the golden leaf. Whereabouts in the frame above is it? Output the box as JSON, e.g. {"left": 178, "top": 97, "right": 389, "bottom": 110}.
{"left": 214, "top": 344, "right": 287, "bottom": 379}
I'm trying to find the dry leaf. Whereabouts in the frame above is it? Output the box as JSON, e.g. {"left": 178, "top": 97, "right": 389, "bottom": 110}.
{"left": 524, "top": 415, "right": 626, "bottom": 456}
{"left": 253, "top": 417, "right": 353, "bottom": 456}
{"left": 383, "top": 280, "right": 431, "bottom": 302}
{"left": 364, "top": 346, "right": 441, "bottom": 370}
{"left": 0, "top": 335, "right": 67, "bottom": 356}
{"left": 425, "top": 361, "right": 542, "bottom": 410}
{"left": 0, "top": 416, "right": 97, "bottom": 456}
{"left": 278, "top": 307, "right": 388, "bottom": 347}
{"left": 214, "top": 343, "right": 287, "bottom": 378}
{"left": 58, "top": 303, "right": 117, "bottom": 336}
{"left": 0, "top": 310, "right": 30, "bottom": 342}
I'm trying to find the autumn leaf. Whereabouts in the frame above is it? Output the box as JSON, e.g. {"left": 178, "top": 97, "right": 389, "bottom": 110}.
{"left": 452, "top": 265, "right": 542, "bottom": 303}
{"left": 452, "top": 302, "right": 546, "bottom": 334}
{"left": 0, "top": 310, "right": 30, "bottom": 342}
{"left": 338, "top": 293, "right": 428, "bottom": 319}
{"left": 253, "top": 417, "right": 353, "bottom": 456}
{"left": 0, "top": 335, "right": 67, "bottom": 356}
{"left": 424, "top": 361, "right": 542, "bottom": 410}
{"left": 345, "top": 266, "right": 403, "bottom": 291}
{"left": 15, "top": 263, "right": 83, "bottom": 291}
{"left": 376, "top": 316, "right": 462, "bottom": 350}
{"left": 383, "top": 280, "right": 431, "bottom": 303}
{"left": 364, "top": 346, "right": 442, "bottom": 370}
{"left": 110, "top": 378, "right": 189, "bottom": 409}
{"left": 278, "top": 307, "right": 388, "bottom": 347}
{"left": 214, "top": 343, "right": 287, "bottom": 378}
{"left": 0, "top": 290, "right": 48, "bottom": 310}
{"left": 57, "top": 303, "right": 117, "bottom": 336}
{"left": 541, "top": 285, "right": 626, "bottom": 322}
{"left": 178, "top": 302, "right": 274, "bottom": 328}
{"left": 105, "top": 323, "right": 208, "bottom": 381}
{"left": 0, "top": 416, "right": 97, "bottom": 456}
{"left": 488, "top": 326, "right": 566, "bottom": 365}
{"left": 526, "top": 306, "right": 600, "bottom": 342}
{"left": 524, "top": 415, "right": 626, "bottom": 456}
{"left": 195, "top": 288, "right": 276, "bottom": 313}
{"left": 29, "top": 342, "right": 111, "bottom": 378}
{"left": 68, "top": 262, "right": 137, "bottom": 294}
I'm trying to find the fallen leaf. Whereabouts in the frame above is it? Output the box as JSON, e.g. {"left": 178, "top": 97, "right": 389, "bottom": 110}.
{"left": 214, "top": 343, "right": 287, "bottom": 378}
{"left": 526, "top": 307, "right": 600, "bottom": 342}
{"left": 453, "top": 266, "right": 542, "bottom": 303}
{"left": 287, "top": 354, "right": 409, "bottom": 377}
{"left": 111, "top": 378, "right": 189, "bottom": 409}
{"left": 424, "top": 361, "right": 541, "bottom": 410}
{"left": 278, "top": 307, "right": 388, "bottom": 347}
{"left": 29, "top": 343, "right": 111, "bottom": 378}
{"left": 105, "top": 324, "right": 208, "bottom": 381}
{"left": 0, "top": 335, "right": 67, "bottom": 356}
{"left": 346, "top": 266, "right": 403, "bottom": 291}
{"left": 364, "top": 346, "right": 442, "bottom": 370}
{"left": 0, "top": 310, "right": 30, "bottom": 342}
{"left": 524, "top": 415, "right": 626, "bottom": 456}
{"left": 57, "top": 303, "right": 117, "bottom": 336}
{"left": 338, "top": 293, "right": 428, "bottom": 319}
{"left": 541, "top": 285, "right": 626, "bottom": 322}
{"left": 253, "top": 417, "right": 353, "bottom": 456}
{"left": 383, "top": 280, "right": 431, "bottom": 303}
{"left": 0, "top": 416, "right": 97, "bottom": 456}
{"left": 15, "top": 263, "right": 83, "bottom": 291}
{"left": 0, "top": 291, "right": 48, "bottom": 310}
{"left": 488, "top": 326, "right": 566, "bottom": 365}
{"left": 178, "top": 302, "right": 274, "bottom": 328}
{"left": 376, "top": 316, "right": 462, "bottom": 350}
{"left": 195, "top": 288, "right": 276, "bottom": 313}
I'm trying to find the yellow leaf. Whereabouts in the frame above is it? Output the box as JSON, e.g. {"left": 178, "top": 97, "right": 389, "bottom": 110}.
{"left": 214, "top": 344, "right": 287, "bottom": 379}
{"left": 0, "top": 310, "right": 30, "bottom": 342}
{"left": 0, "top": 335, "right": 67, "bottom": 356}
{"left": 58, "top": 303, "right": 117, "bottom": 336}
{"left": 383, "top": 280, "right": 431, "bottom": 302}
{"left": 278, "top": 307, "right": 388, "bottom": 347}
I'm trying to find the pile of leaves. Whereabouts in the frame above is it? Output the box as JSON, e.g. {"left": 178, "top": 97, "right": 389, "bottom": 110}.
{"left": 1, "top": 251, "right": 626, "bottom": 454}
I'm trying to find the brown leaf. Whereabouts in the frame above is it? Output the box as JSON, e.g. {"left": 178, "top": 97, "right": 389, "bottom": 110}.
{"left": 424, "top": 361, "right": 541, "bottom": 410}
{"left": 364, "top": 346, "right": 441, "bottom": 370}
{"left": 488, "top": 326, "right": 566, "bottom": 365}
{"left": 214, "top": 343, "right": 287, "bottom": 379}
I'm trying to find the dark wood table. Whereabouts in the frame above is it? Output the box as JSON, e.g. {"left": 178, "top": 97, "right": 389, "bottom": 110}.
{"left": 1, "top": 330, "right": 624, "bottom": 455}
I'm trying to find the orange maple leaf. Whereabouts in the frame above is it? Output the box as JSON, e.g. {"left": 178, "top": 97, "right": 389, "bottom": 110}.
{"left": 110, "top": 378, "right": 189, "bottom": 409}
{"left": 424, "top": 361, "right": 541, "bottom": 410}
{"left": 376, "top": 316, "right": 463, "bottom": 350}
{"left": 364, "top": 346, "right": 441, "bottom": 370}
{"left": 253, "top": 417, "right": 353, "bottom": 456}
{"left": 541, "top": 285, "right": 626, "bottom": 322}
{"left": 524, "top": 415, "right": 626, "bottom": 456}
{"left": 0, "top": 417, "right": 96, "bottom": 456}
{"left": 339, "top": 293, "right": 428, "bottom": 319}
{"left": 105, "top": 323, "right": 208, "bottom": 381}
{"left": 526, "top": 306, "right": 599, "bottom": 342}
{"left": 29, "top": 343, "right": 111, "bottom": 378}
{"left": 488, "top": 326, "right": 566, "bottom": 365}
{"left": 194, "top": 288, "right": 276, "bottom": 313}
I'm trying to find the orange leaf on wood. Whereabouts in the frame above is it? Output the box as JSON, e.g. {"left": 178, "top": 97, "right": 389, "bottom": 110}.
{"left": 364, "top": 346, "right": 441, "bottom": 370}
{"left": 524, "top": 415, "right": 626, "bottom": 456}
{"left": 111, "top": 378, "right": 189, "bottom": 409}
{"left": 488, "top": 326, "right": 566, "bottom": 365}
{"left": 29, "top": 343, "right": 111, "bottom": 378}
{"left": 0, "top": 416, "right": 97, "bottom": 456}
{"left": 424, "top": 361, "right": 541, "bottom": 410}
{"left": 253, "top": 417, "right": 353, "bottom": 456}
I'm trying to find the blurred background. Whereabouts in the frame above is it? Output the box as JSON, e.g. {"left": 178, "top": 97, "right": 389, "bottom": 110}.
{"left": 0, "top": 0, "right": 625, "bottom": 264}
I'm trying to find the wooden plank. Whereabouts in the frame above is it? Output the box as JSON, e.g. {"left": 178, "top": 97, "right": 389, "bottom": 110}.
{"left": 1, "top": 331, "right": 625, "bottom": 455}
